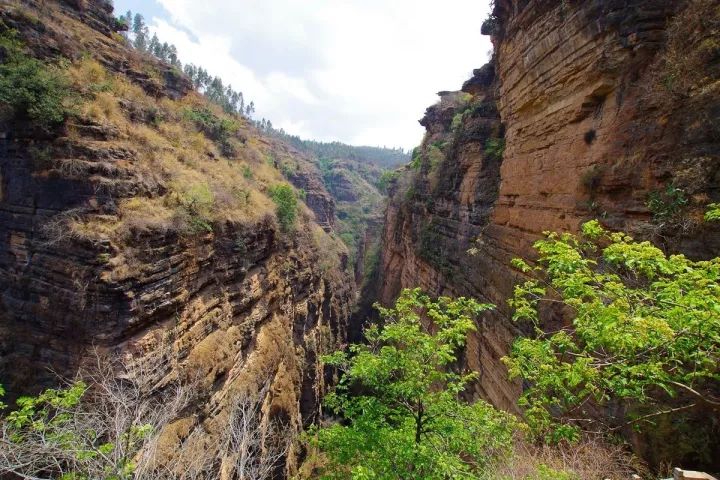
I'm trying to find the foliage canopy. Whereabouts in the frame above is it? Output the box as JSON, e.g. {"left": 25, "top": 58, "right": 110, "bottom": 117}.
{"left": 313, "top": 288, "right": 517, "bottom": 479}
{"left": 268, "top": 183, "right": 298, "bottom": 233}
{"left": 506, "top": 220, "right": 720, "bottom": 442}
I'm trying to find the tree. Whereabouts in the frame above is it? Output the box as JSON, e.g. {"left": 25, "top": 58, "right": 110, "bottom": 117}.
{"left": 221, "top": 387, "right": 290, "bottom": 480}
{"left": 505, "top": 220, "right": 720, "bottom": 442}
{"left": 167, "top": 44, "right": 180, "bottom": 68}
{"left": 268, "top": 183, "right": 298, "bottom": 233}
{"left": 312, "top": 288, "right": 517, "bottom": 479}
{"left": 148, "top": 33, "right": 160, "bottom": 58}
{"left": 132, "top": 14, "right": 148, "bottom": 52}
{"left": 0, "top": 350, "right": 195, "bottom": 479}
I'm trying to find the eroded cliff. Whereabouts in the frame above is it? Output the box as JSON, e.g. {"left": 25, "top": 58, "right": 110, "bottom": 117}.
{"left": 379, "top": 0, "right": 720, "bottom": 466}
{"left": 0, "top": 1, "right": 353, "bottom": 476}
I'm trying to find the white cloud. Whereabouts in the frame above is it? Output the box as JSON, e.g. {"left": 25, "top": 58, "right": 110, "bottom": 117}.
{"left": 133, "top": 0, "right": 493, "bottom": 149}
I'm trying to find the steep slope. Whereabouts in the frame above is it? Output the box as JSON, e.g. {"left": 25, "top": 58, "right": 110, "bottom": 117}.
{"left": 0, "top": 0, "right": 353, "bottom": 476}
{"left": 378, "top": 0, "right": 720, "bottom": 467}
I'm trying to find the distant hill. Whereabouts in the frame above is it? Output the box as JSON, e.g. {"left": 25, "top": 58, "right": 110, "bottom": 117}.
{"left": 262, "top": 128, "right": 410, "bottom": 168}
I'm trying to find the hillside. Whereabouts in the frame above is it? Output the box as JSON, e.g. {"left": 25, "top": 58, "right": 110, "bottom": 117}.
{"left": 0, "top": 0, "right": 353, "bottom": 476}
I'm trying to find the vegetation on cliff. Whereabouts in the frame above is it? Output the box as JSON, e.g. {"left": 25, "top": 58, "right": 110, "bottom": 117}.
{"left": 5, "top": 218, "right": 716, "bottom": 478}
{"left": 0, "top": 30, "right": 73, "bottom": 132}
{"left": 0, "top": 3, "right": 352, "bottom": 479}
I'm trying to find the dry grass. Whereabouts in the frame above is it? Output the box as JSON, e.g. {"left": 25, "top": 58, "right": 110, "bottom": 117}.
{"left": 486, "top": 438, "right": 644, "bottom": 480}
{"left": 118, "top": 197, "right": 176, "bottom": 234}
{"left": 648, "top": 0, "right": 720, "bottom": 102}
{"left": 66, "top": 215, "right": 121, "bottom": 243}
{"left": 67, "top": 58, "right": 108, "bottom": 88}
{"left": 60, "top": 58, "right": 291, "bottom": 242}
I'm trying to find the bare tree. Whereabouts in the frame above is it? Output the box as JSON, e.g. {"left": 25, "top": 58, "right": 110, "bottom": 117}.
{"left": 219, "top": 386, "right": 291, "bottom": 480}
{"left": 0, "top": 347, "right": 195, "bottom": 480}
{"left": 0, "top": 347, "right": 294, "bottom": 480}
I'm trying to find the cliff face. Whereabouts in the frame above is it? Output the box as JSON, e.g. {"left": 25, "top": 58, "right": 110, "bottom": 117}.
{"left": 379, "top": 0, "right": 720, "bottom": 422}
{"left": 0, "top": 1, "right": 352, "bottom": 476}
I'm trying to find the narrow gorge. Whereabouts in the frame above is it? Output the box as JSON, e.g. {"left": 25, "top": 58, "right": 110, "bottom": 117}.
{"left": 0, "top": 0, "right": 718, "bottom": 478}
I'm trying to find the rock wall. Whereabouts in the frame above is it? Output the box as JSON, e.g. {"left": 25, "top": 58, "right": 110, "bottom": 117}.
{"left": 0, "top": 1, "right": 353, "bottom": 476}
{"left": 379, "top": 0, "right": 720, "bottom": 421}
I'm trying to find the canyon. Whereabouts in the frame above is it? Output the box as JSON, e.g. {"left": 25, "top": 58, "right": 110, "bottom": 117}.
{"left": 0, "top": 0, "right": 719, "bottom": 477}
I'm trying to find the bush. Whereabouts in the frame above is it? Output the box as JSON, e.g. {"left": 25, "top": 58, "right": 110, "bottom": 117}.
{"left": 646, "top": 184, "right": 688, "bottom": 221}
{"left": 268, "top": 183, "right": 298, "bottom": 232}
{"left": 450, "top": 110, "right": 466, "bottom": 131}
{"left": 580, "top": 164, "right": 604, "bottom": 193}
{"left": 0, "top": 32, "right": 73, "bottom": 132}
{"left": 481, "top": 14, "right": 500, "bottom": 36}
{"left": 409, "top": 147, "right": 422, "bottom": 170}
{"left": 279, "top": 161, "right": 297, "bottom": 178}
{"left": 704, "top": 203, "right": 720, "bottom": 222}
{"left": 376, "top": 169, "right": 399, "bottom": 193}
{"left": 183, "top": 107, "right": 238, "bottom": 156}
{"left": 174, "top": 182, "right": 214, "bottom": 233}
{"left": 484, "top": 137, "right": 505, "bottom": 161}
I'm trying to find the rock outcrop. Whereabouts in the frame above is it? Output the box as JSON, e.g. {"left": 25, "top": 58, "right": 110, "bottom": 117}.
{"left": 378, "top": 0, "right": 720, "bottom": 468}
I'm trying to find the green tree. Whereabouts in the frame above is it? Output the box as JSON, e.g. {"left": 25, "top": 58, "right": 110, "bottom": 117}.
{"left": 132, "top": 14, "right": 148, "bottom": 52}
{"left": 313, "top": 288, "right": 517, "bottom": 479}
{"left": 505, "top": 220, "right": 720, "bottom": 442}
{"left": 268, "top": 183, "right": 298, "bottom": 233}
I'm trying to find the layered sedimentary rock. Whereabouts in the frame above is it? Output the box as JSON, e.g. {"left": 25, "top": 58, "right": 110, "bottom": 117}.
{"left": 378, "top": 0, "right": 720, "bottom": 453}
{"left": 0, "top": 1, "right": 352, "bottom": 476}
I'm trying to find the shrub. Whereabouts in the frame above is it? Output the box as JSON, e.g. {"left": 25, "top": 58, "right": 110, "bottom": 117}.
{"left": 268, "top": 183, "right": 298, "bottom": 232}
{"left": 376, "top": 169, "right": 399, "bottom": 193}
{"left": 427, "top": 144, "right": 444, "bottom": 170}
{"left": 705, "top": 203, "right": 720, "bottom": 222}
{"left": 183, "top": 107, "right": 238, "bottom": 156}
{"left": 279, "top": 161, "right": 297, "bottom": 178}
{"left": 481, "top": 13, "right": 500, "bottom": 36}
{"left": 450, "top": 110, "right": 466, "bottom": 131}
{"left": 580, "top": 164, "right": 604, "bottom": 193}
{"left": 174, "top": 182, "right": 215, "bottom": 233}
{"left": 0, "top": 32, "right": 73, "bottom": 131}
{"left": 409, "top": 147, "right": 422, "bottom": 170}
{"left": 646, "top": 184, "right": 688, "bottom": 221}
{"left": 484, "top": 137, "right": 505, "bottom": 161}
{"left": 426, "top": 144, "right": 446, "bottom": 191}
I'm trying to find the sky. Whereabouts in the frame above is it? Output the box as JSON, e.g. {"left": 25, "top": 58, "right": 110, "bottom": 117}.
{"left": 114, "top": 0, "right": 494, "bottom": 149}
